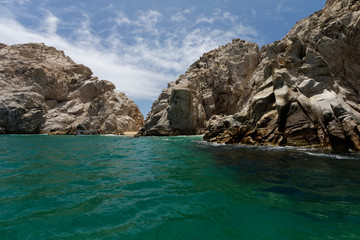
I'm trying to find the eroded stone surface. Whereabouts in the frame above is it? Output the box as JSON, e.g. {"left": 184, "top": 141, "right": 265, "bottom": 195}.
{"left": 140, "top": 0, "right": 360, "bottom": 151}
{"left": 137, "top": 40, "right": 260, "bottom": 136}
{"left": 0, "top": 43, "right": 144, "bottom": 134}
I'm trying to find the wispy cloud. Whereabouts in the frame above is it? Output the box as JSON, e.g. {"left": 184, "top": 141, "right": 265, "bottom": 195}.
{"left": 275, "top": 0, "right": 296, "bottom": 14}
{"left": 43, "top": 11, "right": 59, "bottom": 34}
{"left": 115, "top": 12, "right": 131, "bottom": 26}
{"left": 0, "top": 16, "right": 169, "bottom": 99}
{"left": 134, "top": 10, "right": 162, "bottom": 35}
{"left": 195, "top": 9, "right": 238, "bottom": 25}
{"left": 265, "top": 0, "right": 297, "bottom": 24}
{"left": 184, "top": 7, "right": 196, "bottom": 14}
{"left": 171, "top": 12, "right": 187, "bottom": 22}
{"left": 0, "top": 5, "right": 259, "bottom": 102}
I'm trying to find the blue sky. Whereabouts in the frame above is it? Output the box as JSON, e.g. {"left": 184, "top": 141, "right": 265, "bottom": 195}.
{"left": 0, "top": 0, "right": 326, "bottom": 116}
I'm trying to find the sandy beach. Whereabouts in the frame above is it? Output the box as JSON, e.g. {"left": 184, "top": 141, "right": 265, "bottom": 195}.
{"left": 124, "top": 132, "right": 138, "bottom": 136}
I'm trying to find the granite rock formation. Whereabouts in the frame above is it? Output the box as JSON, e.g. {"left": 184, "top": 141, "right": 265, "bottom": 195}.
{"left": 139, "top": 0, "right": 360, "bottom": 151}
{"left": 0, "top": 43, "right": 143, "bottom": 134}
{"left": 137, "top": 40, "right": 260, "bottom": 136}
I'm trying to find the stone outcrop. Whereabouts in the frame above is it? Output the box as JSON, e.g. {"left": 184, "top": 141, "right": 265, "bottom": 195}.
{"left": 139, "top": 0, "right": 360, "bottom": 151}
{"left": 0, "top": 43, "right": 143, "bottom": 134}
{"left": 138, "top": 40, "right": 260, "bottom": 136}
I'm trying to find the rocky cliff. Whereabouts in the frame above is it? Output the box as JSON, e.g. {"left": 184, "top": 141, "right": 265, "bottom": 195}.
{"left": 138, "top": 0, "right": 360, "bottom": 151}
{"left": 138, "top": 40, "right": 260, "bottom": 136}
{"left": 0, "top": 43, "right": 144, "bottom": 134}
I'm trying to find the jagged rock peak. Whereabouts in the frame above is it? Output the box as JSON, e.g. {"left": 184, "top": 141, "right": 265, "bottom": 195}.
{"left": 139, "top": 1, "right": 360, "bottom": 151}
{"left": 137, "top": 39, "right": 260, "bottom": 136}
{"left": 325, "top": 0, "right": 359, "bottom": 10}
{"left": 0, "top": 43, "right": 144, "bottom": 134}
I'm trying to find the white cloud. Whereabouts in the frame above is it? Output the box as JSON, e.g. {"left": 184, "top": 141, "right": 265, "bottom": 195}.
{"left": 183, "top": 7, "right": 196, "bottom": 15}
{"left": 265, "top": 0, "right": 296, "bottom": 24}
{"left": 75, "top": 14, "right": 102, "bottom": 48}
{"left": 171, "top": 12, "right": 187, "bottom": 22}
{"left": 135, "top": 10, "right": 162, "bottom": 34}
{"left": 195, "top": 9, "right": 238, "bottom": 25}
{"left": 0, "top": 7, "right": 259, "bottom": 102}
{"left": 138, "top": 10, "right": 162, "bottom": 24}
{"left": 43, "top": 11, "right": 59, "bottom": 34}
{"left": 115, "top": 12, "right": 131, "bottom": 26}
{"left": 276, "top": 0, "right": 296, "bottom": 14}
{"left": 196, "top": 16, "right": 215, "bottom": 24}
{"left": 0, "top": 16, "right": 170, "bottom": 99}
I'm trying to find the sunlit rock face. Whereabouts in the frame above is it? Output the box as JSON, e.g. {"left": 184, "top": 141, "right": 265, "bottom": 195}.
{"left": 140, "top": 0, "right": 360, "bottom": 151}
{"left": 0, "top": 43, "right": 143, "bottom": 134}
{"left": 137, "top": 40, "right": 260, "bottom": 136}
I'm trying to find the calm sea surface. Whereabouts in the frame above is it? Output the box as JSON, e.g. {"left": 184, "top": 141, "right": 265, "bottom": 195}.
{"left": 0, "top": 135, "right": 360, "bottom": 239}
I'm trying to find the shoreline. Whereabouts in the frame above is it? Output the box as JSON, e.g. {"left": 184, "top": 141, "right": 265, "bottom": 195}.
{"left": 124, "top": 132, "right": 138, "bottom": 136}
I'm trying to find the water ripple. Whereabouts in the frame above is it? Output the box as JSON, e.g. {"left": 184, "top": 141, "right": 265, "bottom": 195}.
{"left": 0, "top": 135, "right": 360, "bottom": 239}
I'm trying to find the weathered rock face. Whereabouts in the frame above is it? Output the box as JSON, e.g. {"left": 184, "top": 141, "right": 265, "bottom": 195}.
{"left": 0, "top": 43, "right": 144, "bottom": 134}
{"left": 140, "top": 0, "right": 360, "bottom": 151}
{"left": 138, "top": 40, "right": 260, "bottom": 136}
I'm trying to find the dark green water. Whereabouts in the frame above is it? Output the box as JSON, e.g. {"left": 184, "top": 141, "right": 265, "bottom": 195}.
{"left": 0, "top": 135, "right": 360, "bottom": 239}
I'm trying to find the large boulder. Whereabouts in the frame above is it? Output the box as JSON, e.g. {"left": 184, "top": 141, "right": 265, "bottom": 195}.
{"left": 0, "top": 92, "right": 46, "bottom": 134}
{"left": 0, "top": 43, "right": 144, "bottom": 134}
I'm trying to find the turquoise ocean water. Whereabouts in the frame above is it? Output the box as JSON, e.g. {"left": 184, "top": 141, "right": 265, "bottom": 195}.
{"left": 0, "top": 135, "right": 360, "bottom": 239}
